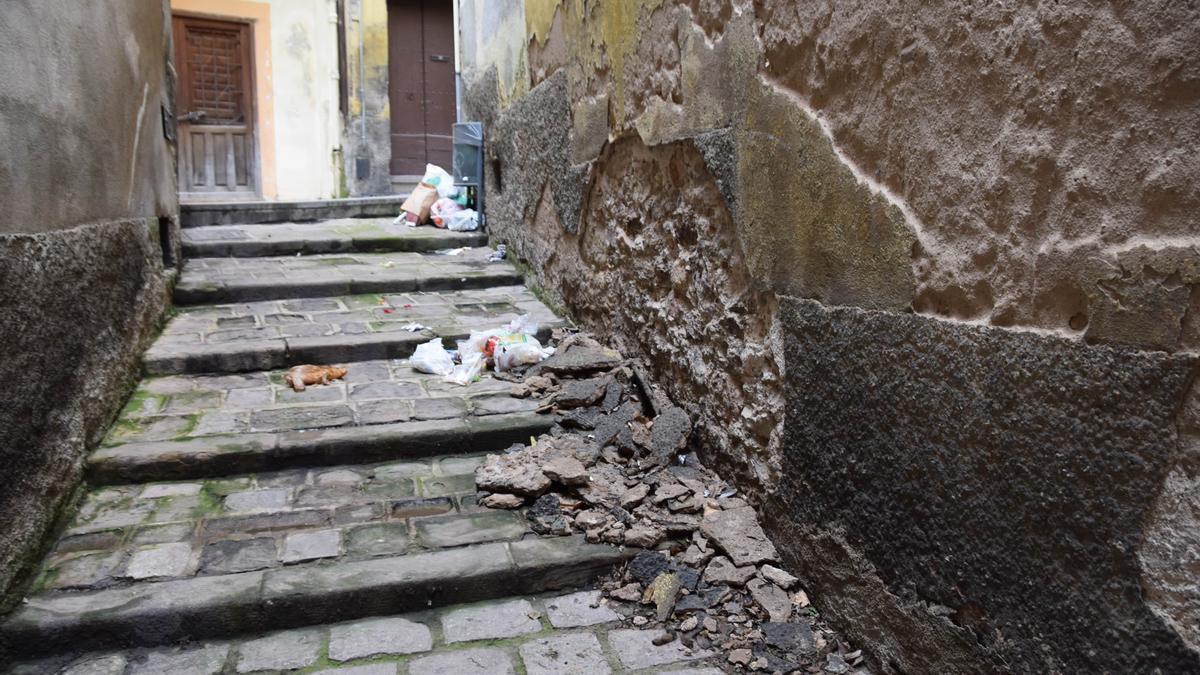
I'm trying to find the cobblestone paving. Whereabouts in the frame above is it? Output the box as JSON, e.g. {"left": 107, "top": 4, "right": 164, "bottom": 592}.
{"left": 14, "top": 590, "right": 727, "bottom": 674}
{"left": 106, "top": 360, "right": 539, "bottom": 445}
{"left": 37, "top": 454, "right": 513, "bottom": 592}
{"left": 150, "top": 285, "right": 559, "bottom": 353}
{"left": 181, "top": 219, "right": 487, "bottom": 257}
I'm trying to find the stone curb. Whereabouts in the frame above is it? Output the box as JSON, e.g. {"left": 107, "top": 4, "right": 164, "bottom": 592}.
{"left": 87, "top": 412, "right": 555, "bottom": 484}
{"left": 143, "top": 327, "right": 555, "bottom": 376}
{"left": 182, "top": 231, "right": 488, "bottom": 258}
{"left": 173, "top": 268, "right": 524, "bottom": 305}
{"left": 180, "top": 197, "right": 409, "bottom": 228}
{"left": 0, "top": 537, "right": 628, "bottom": 659}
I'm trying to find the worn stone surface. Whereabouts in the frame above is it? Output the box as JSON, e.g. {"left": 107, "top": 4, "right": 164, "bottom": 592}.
{"left": 128, "top": 644, "right": 230, "bottom": 675}
{"left": 519, "top": 632, "right": 610, "bottom": 675}
{"left": 607, "top": 628, "right": 713, "bottom": 670}
{"left": 123, "top": 543, "right": 193, "bottom": 580}
{"left": 235, "top": 627, "right": 322, "bottom": 672}
{"left": 328, "top": 616, "right": 433, "bottom": 661}
{"left": 545, "top": 590, "right": 621, "bottom": 628}
{"left": 281, "top": 529, "right": 342, "bottom": 563}
{"left": 771, "top": 298, "right": 1200, "bottom": 672}
{"left": 409, "top": 648, "right": 515, "bottom": 675}
{"left": 441, "top": 598, "right": 543, "bottom": 643}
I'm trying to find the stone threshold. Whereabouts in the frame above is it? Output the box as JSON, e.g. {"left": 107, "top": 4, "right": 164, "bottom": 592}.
{"left": 174, "top": 264, "right": 522, "bottom": 305}
{"left": 181, "top": 196, "right": 409, "bottom": 228}
{"left": 181, "top": 220, "right": 487, "bottom": 258}
{"left": 1, "top": 537, "right": 627, "bottom": 660}
{"left": 89, "top": 412, "right": 555, "bottom": 484}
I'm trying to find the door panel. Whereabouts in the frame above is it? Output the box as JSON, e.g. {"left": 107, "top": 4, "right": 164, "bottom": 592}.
{"left": 387, "top": 0, "right": 456, "bottom": 176}
{"left": 173, "top": 15, "right": 258, "bottom": 196}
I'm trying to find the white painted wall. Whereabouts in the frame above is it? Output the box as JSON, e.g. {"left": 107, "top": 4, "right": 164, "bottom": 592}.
{"left": 261, "top": 0, "right": 341, "bottom": 200}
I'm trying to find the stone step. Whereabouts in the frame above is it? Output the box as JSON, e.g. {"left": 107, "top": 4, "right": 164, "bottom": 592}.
{"left": 181, "top": 218, "right": 486, "bottom": 258}
{"left": 181, "top": 196, "right": 408, "bottom": 228}
{"left": 94, "top": 361, "right": 553, "bottom": 483}
{"left": 90, "top": 412, "right": 552, "bottom": 484}
{"left": 11, "top": 589, "right": 720, "bottom": 674}
{"left": 2, "top": 455, "right": 624, "bottom": 659}
{"left": 145, "top": 285, "right": 561, "bottom": 375}
{"left": 175, "top": 249, "right": 521, "bottom": 305}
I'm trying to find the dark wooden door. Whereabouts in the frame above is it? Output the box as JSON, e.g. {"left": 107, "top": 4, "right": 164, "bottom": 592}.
{"left": 173, "top": 15, "right": 258, "bottom": 196}
{"left": 387, "top": 0, "right": 455, "bottom": 176}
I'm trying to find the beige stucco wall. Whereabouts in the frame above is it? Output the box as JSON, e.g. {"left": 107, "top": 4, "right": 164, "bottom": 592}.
{"left": 172, "top": 0, "right": 342, "bottom": 200}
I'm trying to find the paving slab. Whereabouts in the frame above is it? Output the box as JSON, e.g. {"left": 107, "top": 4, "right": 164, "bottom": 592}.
{"left": 173, "top": 249, "right": 523, "bottom": 305}
{"left": 328, "top": 616, "right": 433, "bottom": 660}
{"left": 235, "top": 627, "right": 323, "bottom": 672}
{"left": 145, "top": 286, "right": 561, "bottom": 375}
{"left": 607, "top": 628, "right": 715, "bottom": 670}
{"left": 182, "top": 219, "right": 487, "bottom": 257}
{"left": 520, "top": 632, "right": 611, "bottom": 675}
{"left": 408, "top": 648, "right": 515, "bottom": 675}
{"left": 441, "top": 598, "right": 543, "bottom": 643}
{"left": 544, "top": 590, "right": 622, "bottom": 628}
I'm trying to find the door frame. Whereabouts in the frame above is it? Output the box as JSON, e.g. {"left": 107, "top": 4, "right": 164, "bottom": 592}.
{"left": 173, "top": 8, "right": 265, "bottom": 201}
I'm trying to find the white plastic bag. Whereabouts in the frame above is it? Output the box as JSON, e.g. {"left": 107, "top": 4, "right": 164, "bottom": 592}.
{"left": 494, "top": 338, "right": 550, "bottom": 372}
{"left": 430, "top": 197, "right": 464, "bottom": 228}
{"left": 410, "top": 338, "right": 455, "bottom": 375}
{"left": 506, "top": 314, "right": 538, "bottom": 336}
{"left": 444, "top": 209, "right": 479, "bottom": 232}
{"left": 444, "top": 351, "right": 485, "bottom": 386}
{"left": 421, "top": 163, "right": 458, "bottom": 198}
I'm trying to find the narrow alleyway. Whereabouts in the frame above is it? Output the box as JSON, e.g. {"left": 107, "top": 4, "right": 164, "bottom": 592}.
{"left": 2, "top": 206, "right": 730, "bottom": 673}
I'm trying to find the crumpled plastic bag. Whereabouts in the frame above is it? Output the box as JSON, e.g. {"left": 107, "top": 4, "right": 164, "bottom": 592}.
{"left": 421, "top": 163, "right": 458, "bottom": 198}
{"left": 430, "top": 198, "right": 464, "bottom": 227}
{"left": 410, "top": 338, "right": 454, "bottom": 375}
{"left": 444, "top": 351, "right": 485, "bottom": 386}
{"left": 444, "top": 209, "right": 479, "bottom": 232}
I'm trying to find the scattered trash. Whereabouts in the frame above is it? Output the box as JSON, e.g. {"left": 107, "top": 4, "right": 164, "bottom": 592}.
{"left": 435, "top": 247, "right": 469, "bottom": 256}
{"left": 431, "top": 197, "right": 465, "bottom": 227}
{"left": 398, "top": 181, "right": 440, "bottom": 225}
{"left": 487, "top": 244, "right": 507, "bottom": 262}
{"left": 381, "top": 260, "right": 395, "bottom": 268}
{"left": 410, "top": 338, "right": 455, "bottom": 376}
{"left": 421, "top": 163, "right": 458, "bottom": 198}
{"left": 399, "top": 322, "right": 427, "bottom": 332}
{"left": 284, "top": 365, "right": 347, "bottom": 392}
{"left": 445, "top": 351, "right": 486, "bottom": 386}
{"left": 443, "top": 208, "right": 479, "bottom": 232}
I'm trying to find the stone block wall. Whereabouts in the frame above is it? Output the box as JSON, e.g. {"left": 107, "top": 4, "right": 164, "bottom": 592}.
{"left": 0, "top": 0, "right": 178, "bottom": 609}
{"left": 458, "top": 0, "right": 1200, "bottom": 671}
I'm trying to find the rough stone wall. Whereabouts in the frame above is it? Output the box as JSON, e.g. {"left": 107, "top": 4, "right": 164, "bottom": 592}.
{"left": 0, "top": 0, "right": 177, "bottom": 610}
{"left": 460, "top": 0, "right": 1200, "bottom": 671}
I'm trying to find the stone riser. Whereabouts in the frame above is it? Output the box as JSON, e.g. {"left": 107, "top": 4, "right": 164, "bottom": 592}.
{"left": 181, "top": 198, "right": 408, "bottom": 228}
{"left": 143, "top": 327, "right": 554, "bottom": 376}
{"left": 89, "top": 413, "right": 554, "bottom": 484}
{"left": 0, "top": 537, "right": 625, "bottom": 660}
{"left": 173, "top": 270, "right": 524, "bottom": 306}
{"left": 182, "top": 231, "right": 487, "bottom": 258}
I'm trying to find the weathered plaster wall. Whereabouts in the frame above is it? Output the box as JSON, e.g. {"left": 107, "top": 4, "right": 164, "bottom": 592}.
{"left": 0, "top": 0, "right": 177, "bottom": 609}
{"left": 460, "top": 0, "right": 1200, "bottom": 671}
{"left": 343, "top": 0, "right": 393, "bottom": 195}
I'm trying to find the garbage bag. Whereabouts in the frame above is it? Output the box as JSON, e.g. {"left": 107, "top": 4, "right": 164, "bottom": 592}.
{"left": 444, "top": 351, "right": 485, "bottom": 386}
{"left": 421, "top": 163, "right": 458, "bottom": 198}
{"left": 493, "top": 334, "right": 550, "bottom": 372}
{"left": 410, "top": 338, "right": 455, "bottom": 375}
{"left": 430, "top": 197, "right": 465, "bottom": 228}
{"left": 444, "top": 209, "right": 479, "bottom": 232}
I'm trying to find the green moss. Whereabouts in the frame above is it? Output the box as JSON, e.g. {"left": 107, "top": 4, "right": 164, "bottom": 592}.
{"left": 172, "top": 414, "right": 200, "bottom": 440}
{"left": 191, "top": 484, "right": 224, "bottom": 519}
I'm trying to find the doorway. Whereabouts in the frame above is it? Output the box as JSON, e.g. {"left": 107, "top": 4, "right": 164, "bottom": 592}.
{"left": 387, "top": 0, "right": 455, "bottom": 177}
{"left": 173, "top": 14, "right": 259, "bottom": 198}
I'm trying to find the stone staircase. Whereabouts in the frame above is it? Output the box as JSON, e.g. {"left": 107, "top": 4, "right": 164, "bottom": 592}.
{"left": 1, "top": 206, "right": 633, "bottom": 668}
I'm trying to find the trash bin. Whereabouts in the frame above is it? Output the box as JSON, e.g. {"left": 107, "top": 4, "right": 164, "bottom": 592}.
{"left": 452, "top": 122, "right": 484, "bottom": 226}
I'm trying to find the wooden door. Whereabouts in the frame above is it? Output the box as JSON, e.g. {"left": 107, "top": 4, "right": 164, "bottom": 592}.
{"left": 387, "top": 0, "right": 456, "bottom": 176}
{"left": 173, "top": 15, "right": 258, "bottom": 197}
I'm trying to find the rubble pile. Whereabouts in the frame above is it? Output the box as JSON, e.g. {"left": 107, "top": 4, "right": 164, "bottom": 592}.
{"left": 476, "top": 331, "right": 867, "bottom": 674}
